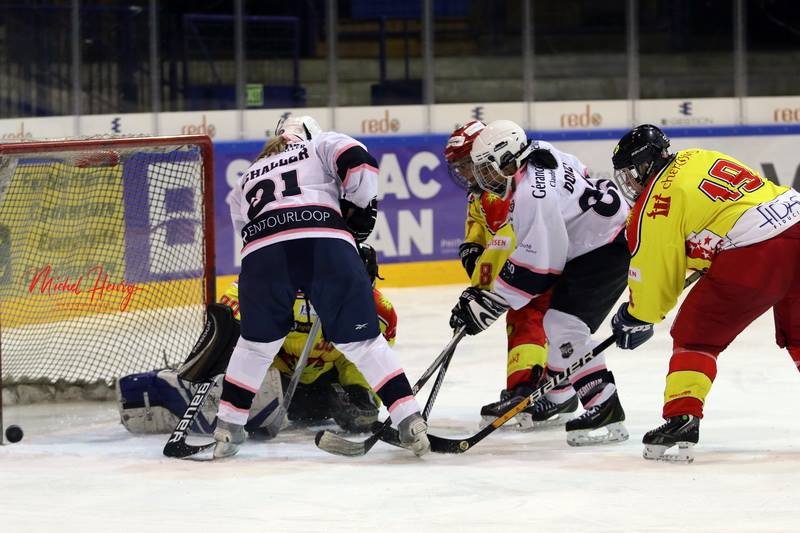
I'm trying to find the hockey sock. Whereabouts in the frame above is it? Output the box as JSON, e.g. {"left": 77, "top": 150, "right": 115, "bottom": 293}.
{"left": 573, "top": 369, "right": 616, "bottom": 408}
{"left": 218, "top": 337, "right": 283, "bottom": 425}
{"left": 335, "top": 335, "right": 420, "bottom": 423}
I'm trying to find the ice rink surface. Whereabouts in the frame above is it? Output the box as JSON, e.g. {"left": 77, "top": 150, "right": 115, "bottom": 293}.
{"left": 2, "top": 284, "right": 800, "bottom": 533}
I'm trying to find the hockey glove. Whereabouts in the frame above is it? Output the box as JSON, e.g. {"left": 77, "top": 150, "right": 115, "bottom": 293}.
{"left": 449, "top": 287, "right": 509, "bottom": 335}
{"left": 611, "top": 302, "right": 654, "bottom": 350}
{"left": 458, "top": 242, "right": 484, "bottom": 278}
{"left": 528, "top": 147, "right": 558, "bottom": 170}
{"left": 340, "top": 198, "right": 378, "bottom": 243}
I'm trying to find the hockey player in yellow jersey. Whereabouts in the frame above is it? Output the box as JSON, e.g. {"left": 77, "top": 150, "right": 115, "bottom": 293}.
{"left": 610, "top": 124, "right": 800, "bottom": 462}
{"left": 446, "top": 121, "right": 578, "bottom": 430}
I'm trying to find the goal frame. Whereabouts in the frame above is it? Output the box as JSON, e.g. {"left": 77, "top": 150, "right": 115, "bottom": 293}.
{"left": 0, "top": 134, "right": 217, "bottom": 444}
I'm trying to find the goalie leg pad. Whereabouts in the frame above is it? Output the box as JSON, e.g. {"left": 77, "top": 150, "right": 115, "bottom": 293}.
{"left": 117, "top": 369, "right": 220, "bottom": 434}
{"left": 244, "top": 366, "right": 288, "bottom": 436}
{"left": 177, "top": 303, "right": 240, "bottom": 383}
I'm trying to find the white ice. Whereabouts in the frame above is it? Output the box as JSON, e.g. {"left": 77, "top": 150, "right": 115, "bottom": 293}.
{"left": 2, "top": 284, "right": 799, "bottom": 533}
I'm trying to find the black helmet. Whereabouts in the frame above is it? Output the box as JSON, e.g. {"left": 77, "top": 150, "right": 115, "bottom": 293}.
{"left": 612, "top": 124, "right": 671, "bottom": 202}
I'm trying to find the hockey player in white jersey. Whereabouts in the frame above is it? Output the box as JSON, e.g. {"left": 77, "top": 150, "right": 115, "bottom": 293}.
{"left": 213, "top": 115, "right": 429, "bottom": 458}
{"left": 449, "top": 119, "right": 631, "bottom": 446}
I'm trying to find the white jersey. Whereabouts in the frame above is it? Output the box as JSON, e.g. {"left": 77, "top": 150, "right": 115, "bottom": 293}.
{"left": 494, "top": 141, "right": 629, "bottom": 309}
{"left": 230, "top": 131, "right": 379, "bottom": 258}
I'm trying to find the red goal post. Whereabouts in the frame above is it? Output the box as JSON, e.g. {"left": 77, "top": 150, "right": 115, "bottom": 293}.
{"left": 0, "top": 135, "right": 217, "bottom": 437}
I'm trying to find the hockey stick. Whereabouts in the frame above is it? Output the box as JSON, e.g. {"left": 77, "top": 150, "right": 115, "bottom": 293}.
{"left": 163, "top": 313, "right": 320, "bottom": 457}
{"left": 314, "top": 327, "right": 466, "bottom": 457}
{"left": 163, "top": 379, "right": 217, "bottom": 458}
{"left": 380, "top": 271, "right": 705, "bottom": 454}
{"left": 259, "top": 317, "right": 322, "bottom": 440}
{"left": 422, "top": 338, "right": 457, "bottom": 419}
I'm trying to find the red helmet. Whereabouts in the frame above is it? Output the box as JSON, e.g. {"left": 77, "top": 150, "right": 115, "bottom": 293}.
{"left": 444, "top": 120, "right": 485, "bottom": 191}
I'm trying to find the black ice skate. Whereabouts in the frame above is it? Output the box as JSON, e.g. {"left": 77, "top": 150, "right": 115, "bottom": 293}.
{"left": 480, "top": 383, "right": 578, "bottom": 430}
{"left": 642, "top": 415, "right": 700, "bottom": 463}
{"left": 479, "top": 385, "right": 531, "bottom": 429}
{"left": 517, "top": 394, "right": 579, "bottom": 430}
{"left": 565, "top": 391, "right": 629, "bottom": 446}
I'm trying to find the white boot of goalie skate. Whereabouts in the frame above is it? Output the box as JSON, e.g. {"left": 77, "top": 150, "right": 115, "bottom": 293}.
{"left": 213, "top": 419, "right": 246, "bottom": 459}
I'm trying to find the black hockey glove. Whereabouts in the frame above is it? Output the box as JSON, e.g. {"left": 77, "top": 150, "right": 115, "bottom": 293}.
{"left": 528, "top": 147, "right": 558, "bottom": 169}
{"left": 611, "top": 302, "right": 654, "bottom": 350}
{"left": 449, "top": 287, "right": 509, "bottom": 335}
{"left": 458, "top": 242, "right": 484, "bottom": 278}
{"left": 340, "top": 198, "right": 378, "bottom": 243}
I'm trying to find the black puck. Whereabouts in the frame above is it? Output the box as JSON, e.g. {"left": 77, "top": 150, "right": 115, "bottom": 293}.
{"left": 5, "top": 424, "right": 23, "bottom": 443}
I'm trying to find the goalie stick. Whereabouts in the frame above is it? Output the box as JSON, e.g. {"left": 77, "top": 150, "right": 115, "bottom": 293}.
{"left": 314, "top": 327, "right": 466, "bottom": 457}
{"left": 379, "top": 271, "right": 704, "bottom": 454}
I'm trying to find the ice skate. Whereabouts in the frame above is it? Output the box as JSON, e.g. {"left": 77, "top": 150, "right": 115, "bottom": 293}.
{"left": 213, "top": 419, "right": 246, "bottom": 459}
{"left": 397, "top": 413, "right": 430, "bottom": 457}
{"left": 516, "top": 394, "right": 579, "bottom": 430}
{"left": 479, "top": 385, "right": 532, "bottom": 429}
{"left": 566, "top": 391, "right": 629, "bottom": 446}
{"left": 642, "top": 415, "right": 699, "bottom": 463}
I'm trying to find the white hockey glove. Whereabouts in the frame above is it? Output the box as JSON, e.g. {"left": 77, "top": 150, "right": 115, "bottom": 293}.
{"left": 449, "top": 287, "right": 509, "bottom": 335}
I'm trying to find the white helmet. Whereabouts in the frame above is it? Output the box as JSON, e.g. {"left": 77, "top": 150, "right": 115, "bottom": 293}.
{"left": 275, "top": 115, "right": 322, "bottom": 140}
{"left": 470, "top": 119, "right": 532, "bottom": 199}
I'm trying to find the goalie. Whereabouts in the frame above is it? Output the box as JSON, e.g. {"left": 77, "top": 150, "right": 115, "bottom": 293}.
{"left": 117, "top": 243, "right": 394, "bottom": 437}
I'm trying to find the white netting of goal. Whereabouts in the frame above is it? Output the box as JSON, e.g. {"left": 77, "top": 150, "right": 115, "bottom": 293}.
{"left": 0, "top": 139, "right": 214, "bottom": 402}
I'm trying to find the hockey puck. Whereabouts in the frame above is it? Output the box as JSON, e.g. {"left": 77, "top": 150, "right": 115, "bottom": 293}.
{"left": 5, "top": 425, "right": 23, "bottom": 443}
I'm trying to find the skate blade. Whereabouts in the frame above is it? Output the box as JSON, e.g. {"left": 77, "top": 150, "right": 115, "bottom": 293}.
{"left": 212, "top": 442, "right": 241, "bottom": 459}
{"left": 479, "top": 414, "right": 541, "bottom": 431}
{"left": 566, "top": 422, "right": 629, "bottom": 447}
{"left": 643, "top": 442, "right": 695, "bottom": 463}
{"left": 515, "top": 412, "right": 574, "bottom": 432}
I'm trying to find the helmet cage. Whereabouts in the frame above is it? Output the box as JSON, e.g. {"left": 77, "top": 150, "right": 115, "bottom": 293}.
{"left": 472, "top": 141, "right": 531, "bottom": 199}
{"left": 447, "top": 157, "right": 479, "bottom": 192}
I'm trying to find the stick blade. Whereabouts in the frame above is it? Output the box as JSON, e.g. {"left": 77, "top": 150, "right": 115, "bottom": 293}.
{"left": 314, "top": 429, "right": 375, "bottom": 457}
{"left": 380, "top": 427, "right": 471, "bottom": 454}
{"left": 163, "top": 440, "right": 215, "bottom": 459}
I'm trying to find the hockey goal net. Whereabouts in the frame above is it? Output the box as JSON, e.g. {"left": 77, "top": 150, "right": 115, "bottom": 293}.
{"left": 0, "top": 135, "right": 216, "bottom": 408}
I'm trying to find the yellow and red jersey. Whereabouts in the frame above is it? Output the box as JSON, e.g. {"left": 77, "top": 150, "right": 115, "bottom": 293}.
{"left": 627, "top": 148, "right": 800, "bottom": 324}
{"left": 218, "top": 280, "right": 396, "bottom": 390}
{"left": 463, "top": 191, "right": 515, "bottom": 289}
{"left": 462, "top": 190, "right": 549, "bottom": 388}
